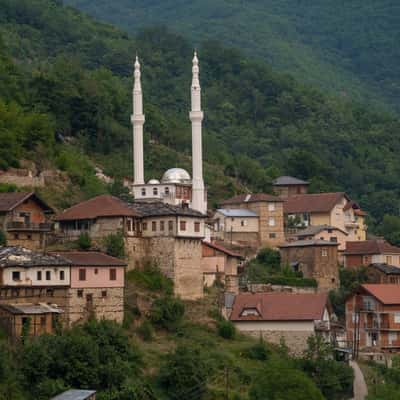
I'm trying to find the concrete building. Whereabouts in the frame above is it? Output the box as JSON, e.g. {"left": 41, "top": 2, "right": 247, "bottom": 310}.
{"left": 283, "top": 192, "right": 367, "bottom": 242}
{"left": 131, "top": 54, "right": 207, "bottom": 214}
{"left": 219, "top": 193, "right": 284, "bottom": 248}
{"left": 346, "top": 284, "right": 400, "bottom": 353}
{"left": 279, "top": 240, "right": 339, "bottom": 291}
{"left": 0, "top": 192, "right": 54, "bottom": 250}
{"left": 213, "top": 209, "right": 259, "bottom": 247}
{"left": 201, "top": 241, "right": 243, "bottom": 292}
{"left": 230, "top": 292, "right": 331, "bottom": 355}
{"left": 272, "top": 176, "right": 309, "bottom": 198}
{"left": 344, "top": 240, "right": 400, "bottom": 268}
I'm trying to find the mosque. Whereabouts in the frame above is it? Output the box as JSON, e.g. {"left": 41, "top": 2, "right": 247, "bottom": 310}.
{"left": 130, "top": 52, "right": 207, "bottom": 214}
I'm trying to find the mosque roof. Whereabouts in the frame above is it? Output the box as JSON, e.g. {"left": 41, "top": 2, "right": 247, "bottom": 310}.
{"left": 161, "top": 168, "right": 191, "bottom": 184}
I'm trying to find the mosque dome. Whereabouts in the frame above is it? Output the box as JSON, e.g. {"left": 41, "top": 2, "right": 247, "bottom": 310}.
{"left": 161, "top": 168, "right": 191, "bottom": 184}
{"left": 148, "top": 179, "right": 160, "bottom": 184}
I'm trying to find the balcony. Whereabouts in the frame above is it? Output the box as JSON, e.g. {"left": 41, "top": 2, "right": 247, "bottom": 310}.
{"left": 6, "top": 221, "right": 53, "bottom": 232}
{"left": 344, "top": 219, "right": 359, "bottom": 229}
{"left": 314, "top": 320, "right": 330, "bottom": 332}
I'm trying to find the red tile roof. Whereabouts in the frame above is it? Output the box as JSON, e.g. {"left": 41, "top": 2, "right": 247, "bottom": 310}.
{"left": 202, "top": 241, "right": 243, "bottom": 258}
{"left": 283, "top": 192, "right": 347, "bottom": 214}
{"left": 230, "top": 292, "right": 328, "bottom": 321}
{"left": 360, "top": 284, "right": 400, "bottom": 305}
{"left": 220, "top": 193, "right": 283, "bottom": 205}
{"left": 345, "top": 240, "right": 400, "bottom": 255}
{"left": 0, "top": 192, "right": 53, "bottom": 213}
{"left": 54, "top": 251, "right": 126, "bottom": 266}
{"left": 56, "top": 195, "right": 137, "bottom": 221}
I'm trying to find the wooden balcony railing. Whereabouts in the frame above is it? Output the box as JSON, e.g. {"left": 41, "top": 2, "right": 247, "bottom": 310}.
{"left": 6, "top": 221, "right": 53, "bottom": 231}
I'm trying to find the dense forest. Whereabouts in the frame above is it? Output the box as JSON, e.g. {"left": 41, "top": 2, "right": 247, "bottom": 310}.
{"left": 64, "top": 0, "right": 400, "bottom": 113}
{"left": 2, "top": 0, "right": 400, "bottom": 237}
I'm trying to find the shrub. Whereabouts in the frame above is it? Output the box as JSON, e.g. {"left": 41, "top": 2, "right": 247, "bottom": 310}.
{"left": 136, "top": 320, "right": 153, "bottom": 342}
{"left": 0, "top": 230, "right": 6, "bottom": 246}
{"left": 104, "top": 230, "right": 125, "bottom": 258}
{"left": 149, "top": 296, "right": 185, "bottom": 332}
{"left": 77, "top": 232, "right": 91, "bottom": 250}
{"left": 245, "top": 338, "right": 270, "bottom": 360}
{"left": 217, "top": 319, "right": 236, "bottom": 340}
{"left": 256, "top": 247, "right": 281, "bottom": 271}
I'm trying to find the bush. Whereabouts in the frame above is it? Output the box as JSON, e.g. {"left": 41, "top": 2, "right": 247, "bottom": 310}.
{"left": 256, "top": 248, "right": 281, "bottom": 271}
{"left": 136, "top": 320, "right": 153, "bottom": 342}
{"left": 77, "top": 232, "right": 91, "bottom": 250}
{"left": 0, "top": 231, "right": 6, "bottom": 246}
{"left": 149, "top": 296, "right": 185, "bottom": 332}
{"left": 217, "top": 319, "right": 236, "bottom": 340}
{"left": 104, "top": 230, "right": 125, "bottom": 258}
{"left": 245, "top": 338, "right": 270, "bottom": 360}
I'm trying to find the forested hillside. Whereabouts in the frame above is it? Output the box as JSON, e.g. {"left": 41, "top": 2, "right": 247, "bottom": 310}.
{"left": 64, "top": 0, "right": 400, "bottom": 113}
{"left": 1, "top": 0, "right": 400, "bottom": 232}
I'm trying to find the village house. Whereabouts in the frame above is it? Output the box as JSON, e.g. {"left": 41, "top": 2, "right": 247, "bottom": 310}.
{"left": 344, "top": 240, "right": 400, "bottom": 268}
{"left": 213, "top": 208, "right": 259, "bottom": 247}
{"left": 0, "top": 192, "right": 54, "bottom": 250}
{"left": 230, "top": 292, "right": 331, "bottom": 355}
{"left": 346, "top": 284, "right": 400, "bottom": 353}
{"left": 218, "top": 193, "right": 285, "bottom": 248}
{"left": 284, "top": 192, "right": 367, "bottom": 243}
{"left": 279, "top": 240, "right": 339, "bottom": 291}
{"left": 272, "top": 176, "right": 309, "bottom": 198}
{"left": 0, "top": 303, "right": 62, "bottom": 338}
{"left": 294, "top": 225, "right": 348, "bottom": 251}
{"left": 201, "top": 241, "right": 243, "bottom": 293}
{"left": 366, "top": 263, "right": 400, "bottom": 284}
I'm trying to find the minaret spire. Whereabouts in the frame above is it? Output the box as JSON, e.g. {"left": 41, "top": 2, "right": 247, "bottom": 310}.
{"left": 190, "top": 51, "right": 206, "bottom": 214}
{"left": 131, "top": 55, "right": 145, "bottom": 185}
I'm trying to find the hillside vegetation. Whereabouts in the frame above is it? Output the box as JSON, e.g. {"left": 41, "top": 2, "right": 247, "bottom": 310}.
{"left": 1, "top": 0, "right": 400, "bottom": 231}
{"left": 64, "top": 0, "right": 400, "bottom": 113}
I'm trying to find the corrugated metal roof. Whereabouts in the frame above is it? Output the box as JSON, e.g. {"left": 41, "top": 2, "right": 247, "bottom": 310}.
{"left": 273, "top": 176, "right": 309, "bottom": 186}
{"left": 279, "top": 239, "right": 339, "bottom": 248}
{"left": 220, "top": 193, "right": 283, "bottom": 205}
{"left": 51, "top": 389, "right": 96, "bottom": 400}
{"left": 0, "top": 303, "right": 63, "bottom": 315}
{"left": 216, "top": 209, "right": 258, "bottom": 217}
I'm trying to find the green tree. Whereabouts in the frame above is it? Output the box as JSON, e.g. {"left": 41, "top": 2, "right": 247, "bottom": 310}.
{"left": 77, "top": 232, "right": 91, "bottom": 250}
{"left": 149, "top": 296, "right": 185, "bottom": 332}
{"left": 103, "top": 231, "right": 125, "bottom": 258}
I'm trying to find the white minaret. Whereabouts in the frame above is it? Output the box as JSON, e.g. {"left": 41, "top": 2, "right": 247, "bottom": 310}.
{"left": 190, "top": 51, "right": 206, "bottom": 214}
{"left": 131, "top": 56, "right": 145, "bottom": 185}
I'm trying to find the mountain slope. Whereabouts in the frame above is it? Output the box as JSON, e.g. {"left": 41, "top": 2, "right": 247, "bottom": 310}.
{"left": 64, "top": 0, "right": 400, "bottom": 113}
{"left": 1, "top": 0, "right": 400, "bottom": 225}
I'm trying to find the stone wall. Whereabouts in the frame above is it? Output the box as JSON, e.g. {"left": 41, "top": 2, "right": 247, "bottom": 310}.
{"left": 246, "top": 283, "right": 317, "bottom": 294}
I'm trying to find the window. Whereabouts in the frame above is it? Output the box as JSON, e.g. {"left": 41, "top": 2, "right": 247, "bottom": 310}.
{"left": 168, "top": 220, "right": 173, "bottom": 231}
{"left": 268, "top": 203, "right": 275, "bottom": 212}
{"left": 327, "top": 229, "right": 333, "bottom": 234}
{"left": 79, "top": 269, "right": 86, "bottom": 281}
{"left": 46, "top": 288, "right": 54, "bottom": 296}
{"left": 141, "top": 188, "right": 146, "bottom": 196}
{"left": 37, "top": 271, "right": 42, "bottom": 281}
{"left": 363, "top": 296, "right": 375, "bottom": 311}
{"left": 395, "top": 313, "right": 400, "bottom": 324}
{"left": 94, "top": 268, "right": 98, "bottom": 275}
{"left": 268, "top": 217, "right": 275, "bottom": 227}
{"left": 363, "top": 255, "right": 370, "bottom": 265}
{"left": 165, "top": 187, "right": 170, "bottom": 195}
{"left": 240, "top": 220, "right": 246, "bottom": 227}
{"left": 269, "top": 233, "right": 276, "bottom": 239}
{"left": 321, "top": 249, "right": 328, "bottom": 257}
{"left": 127, "top": 219, "right": 133, "bottom": 232}
{"left": 180, "top": 221, "right": 187, "bottom": 231}
{"left": 152, "top": 221, "right": 157, "bottom": 231}
{"left": 40, "top": 316, "right": 46, "bottom": 327}
{"left": 12, "top": 271, "right": 20, "bottom": 281}
{"left": 110, "top": 269, "right": 117, "bottom": 281}
{"left": 102, "top": 290, "right": 107, "bottom": 298}
{"left": 194, "top": 222, "right": 200, "bottom": 233}
{"left": 160, "top": 221, "right": 165, "bottom": 231}
{"left": 330, "top": 237, "right": 338, "bottom": 242}
{"left": 142, "top": 222, "right": 147, "bottom": 231}
{"left": 77, "top": 289, "right": 83, "bottom": 298}
{"left": 387, "top": 256, "right": 392, "bottom": 265}
{"left": 59, "top": 270, "right": 65, "bottom": 280}
{"left": 46, "top": 271, "right": 51, "bottom": 280}
{"left": 153, "top": 187, "right": 158, "bottom": 196}
{"left": 241, "top": 308, "right": 260, "bottom": 317}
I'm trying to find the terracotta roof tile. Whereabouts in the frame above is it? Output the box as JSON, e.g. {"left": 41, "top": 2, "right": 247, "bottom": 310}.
{"left": 0, "top": 192, "right": 53, "bottom": 213}
{"left": 230, "top": 292, "right": 328, "bottom": 321}
{"left": 53, "top": 251, "right": 126, "bottom": 266}
{"left": 202, "top": 241, "right": 243, "bottom": 258}
{"left": 345, "top": 240, "right": 400, "bottom": 255}
{"left": 283, "top": 192, "right": 347, "bottom": 214}
{"left": 220, "top": 193, "right": 283, "bottom": 205}
{"left": 360, "top": 284, "right": 400, "bottom": 305}
{"left": 56, "top": 195, "right": 137, "bottom": 221}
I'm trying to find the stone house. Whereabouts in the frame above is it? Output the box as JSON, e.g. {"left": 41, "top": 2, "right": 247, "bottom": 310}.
{"left": 294, "top": 225, "right": 348, "bottom": 251}
{"left": 0, "top": 303, "right": 62, "bottom": 338}
{"left": 344, "top": 240, "right": 400, "bottom": 268}
{"left": 219, "top": 193, "right": 285, "bottom": 248}
{"left": 279, "top": 240, "right": 339, "bottom": 291}
{"left": 272, "top": 176, "right": 309, "bottom": 198}
{"left": 201, "top": 241, "right": 243, "bottom": 292}
{"left": 230, "top": 292, "right": 331, "bottom": 355}
{"left": 0, "top": 192, "right": 54, "bottom": 250}
{"left": 283, "top": 192, "right": 367, "bottom": 242}
{"left": 366, "top": 263, "right": 400, "bottom": 284}
{"left": 346, "top": 284, "right": 400, "bottom": 353}
{"left": 213, "top": 208, "right": 259, "bottom": 247}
